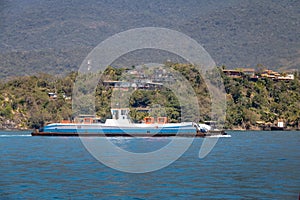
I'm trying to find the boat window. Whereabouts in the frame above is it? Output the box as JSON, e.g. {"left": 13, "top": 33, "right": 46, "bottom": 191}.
{"left": 112, "top": 110, "right": 119, "bottom": 119}
{"left": 121, "top": 110, "right": 126, "bottom": 115}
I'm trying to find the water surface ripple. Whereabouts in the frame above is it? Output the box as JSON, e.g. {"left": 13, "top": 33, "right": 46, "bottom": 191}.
{"left": 0, "top": 131, "right": 299, "bottom": 199}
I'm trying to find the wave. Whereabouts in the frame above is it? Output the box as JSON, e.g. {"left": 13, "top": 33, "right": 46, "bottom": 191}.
{"left": 0, "top": 134, "right": 31, "bottom": 137}
{"left": 207, "top": 135, "right": 231, "bottom": 138}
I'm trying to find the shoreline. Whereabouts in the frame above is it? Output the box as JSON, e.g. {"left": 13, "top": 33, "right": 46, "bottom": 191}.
{"left": 1, "top": 128, "right": 299, "bottom": 132}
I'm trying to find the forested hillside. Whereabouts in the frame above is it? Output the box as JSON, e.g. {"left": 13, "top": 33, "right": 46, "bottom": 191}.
{"left": 0, "top": 64, "right": 299, "bottom": 130}
{"left": 1, "top": 0, "right": 299, "bottom": 79}
{"left": 223, "top": 72, "right": 300, "bottom": 129}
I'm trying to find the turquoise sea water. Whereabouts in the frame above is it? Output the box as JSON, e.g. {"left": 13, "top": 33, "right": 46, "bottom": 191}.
{"left": 0, "top": 131, "right": 299, "bottom": 199}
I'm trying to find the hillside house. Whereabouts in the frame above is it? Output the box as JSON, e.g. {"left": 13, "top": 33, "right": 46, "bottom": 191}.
{"left": 222, "top": 69, "right": 243, "bottom": 78}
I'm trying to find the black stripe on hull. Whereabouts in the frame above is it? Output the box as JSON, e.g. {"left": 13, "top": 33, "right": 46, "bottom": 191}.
{"left": 31, "top": 131, "right": 226, "bottom": 137}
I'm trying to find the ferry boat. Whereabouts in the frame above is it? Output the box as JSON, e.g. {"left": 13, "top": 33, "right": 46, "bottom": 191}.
{"left": 31, "top": 108, "right": 226, "bottom": 137}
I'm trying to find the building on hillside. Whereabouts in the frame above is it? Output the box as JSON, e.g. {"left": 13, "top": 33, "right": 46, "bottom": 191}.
{"left": 48, "top": 92, "right": 57, "bottom": 99}
{"left": 223, "top": 68, "right": 296, "bottom": 82}
{"left": 48, "top": 92, "right": 71, "bottom": 100}
{"left": 276, "top": 74, "right": 295, "bottom": 81}
{"left": 242, "top": 68, "right": 256, "bottom": 77}
{"left": 261, "top": 69, "right": 281, "bottom": 79}
{"left": 222, "top": 68, "right": 257, "bottom": 79}
{"left": 103, "top": 80, "right": 163, "bottom": 90}
{"left": 222, "top": 69, "right": 243, "bottom": 78}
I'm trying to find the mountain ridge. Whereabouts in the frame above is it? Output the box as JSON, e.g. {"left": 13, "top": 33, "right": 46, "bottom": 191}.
{"left": 0, "top": 0, "right": 299, "bottom": 78}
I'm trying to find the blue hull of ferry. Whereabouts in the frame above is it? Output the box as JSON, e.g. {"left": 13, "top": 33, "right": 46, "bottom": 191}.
{"left": 43, "top": 125, "right": 196, "bottom": 135}
{"left": 32, "top": 123, "right": 203, "bottom": 137}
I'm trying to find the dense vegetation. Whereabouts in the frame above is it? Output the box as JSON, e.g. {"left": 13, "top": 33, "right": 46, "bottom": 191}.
{"left": 0, "top": 64, "right": 299, "bottom": 130}
{"left": 1, "top": 0, "right": 299, "bottom": 79}
{"left": 223, "top": 72, "right": 300, "bottom": 129}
